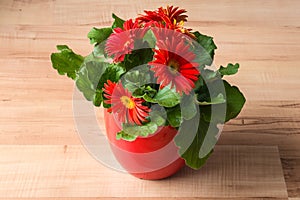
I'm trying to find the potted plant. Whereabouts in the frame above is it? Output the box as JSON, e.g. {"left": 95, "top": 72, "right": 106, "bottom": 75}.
{"left": 51, "top": 6, "right": 245, "bottom": 180}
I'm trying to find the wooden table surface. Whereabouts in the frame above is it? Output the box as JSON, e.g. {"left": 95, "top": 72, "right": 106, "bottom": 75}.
{"left": 0, "top": 0, "right": 300, "bottom": 199}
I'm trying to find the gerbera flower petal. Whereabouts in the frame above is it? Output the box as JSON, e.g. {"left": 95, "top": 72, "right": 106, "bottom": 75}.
{"left": 138, "top": 6, "right": 188, "bottom": 24}
{"left": 139, "top": 6, "right": 195, "bottom": 38}
{"left": 105, "top": 18, "right": 147, "bottom": 62}
{"left": 105, "top": 30, "right": 134, "bottom": 62}
{"left": 102, "top": 81, "right": 150, "bottom": 125}
{"left": 149, "top": 31, "right": 200, "bottom": 95}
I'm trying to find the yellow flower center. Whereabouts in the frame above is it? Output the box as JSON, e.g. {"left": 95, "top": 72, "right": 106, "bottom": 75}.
{"left": 168, "top": 59, "right": 180, "bottom": 74}
{"left": 120, "top": 96, "right": 135, "bottom": 109}
{"left": 124, "top": 40, "right": 131, "bottom": 49}
{"left": 178, "top": 20, "right": 185, "bottom": 27}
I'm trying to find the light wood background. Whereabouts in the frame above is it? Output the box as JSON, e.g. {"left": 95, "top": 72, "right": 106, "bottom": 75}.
{"left": 0, "top": 0, "right": 299, "bottom": 199}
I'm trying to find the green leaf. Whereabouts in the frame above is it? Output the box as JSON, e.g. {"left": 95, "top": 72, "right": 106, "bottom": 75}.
{"left": 132, "top": 85, "right": 157, "bottom": 98}
{"left": 201, "top": 68, "right": 220, "bottom": 80}
{"left": 87, "top": 27, "right": 112, "bottom": 45}
{"left": 94, "top": 63, "right": 124, "bottom": 107}
{"left": 196, "top": 93, "right": 226, "bottom": 105}
{"left": 175, "top": 116, "right": 218, "bottom": 169}
{"left": 93, "top": 43, "right": 108, "bottom": 59}
{"left": 116, "top": 107, "right": 167, "bottom": 141}
{"left": 199, "top": 80, "right": 246, "bottom": 123}
{"left": 75, "top": 56, "right": 124, "bottom": 107}
{"left": 93, "top": 90, "right": 103, "bottom": 107}
{"left": 112, "top": 13, "right": 125, "bottom": 29}
{"left": 193, "top": 76, "right": 204, "bottom": 93}
{"left": 119, "top": 122, "right": 158, "bottom": 140}
{"left": 56, "top": 45, "right": 69, "bottom": 51}
{"left": 193, "top": 31, "right": 217, "bottom": 68}
{"left": 76, "top": 61, "right": 108, "bottom": 101}
{"left": 195, "top": 82, "right": 211, "bottom": 103}
{"left": 166, "top": 105, "right": 182, "bottom": 127}
{"left": 84, "top": 52, "right": 105, "bottom": 63}
{"left": 223, "top": 80, "right": 246, "bottom": 121}
{"left": 123, "top": 67, "right": 152, "bottom": 93}
{"left": 122, "top": 47, "right": 154, "bottom": 71}
{"left": 219, "top": 63, "right": 239, "bottom": 76}
{"left": 50, "top": 45, "right": 84, "bottom": 80}
{"left": 143, "top": 85, "right": 181, "bottom": 108}
{"left": 143, "top": 29, "right": 156, "bottom": 48}
{"left": 116, "top": 131, "right": 137, "bottom": 141}
{"left": 96, "top": 63, "right": 125, "bottom": 90}
{"left": 75, "top": 67, "right": 95, "bottom": 101}
{"left": 149, "top": 109, "right": 166, "bottom": 127}
{"left": 181, "top": 94, "right": 198, "bottom": 120}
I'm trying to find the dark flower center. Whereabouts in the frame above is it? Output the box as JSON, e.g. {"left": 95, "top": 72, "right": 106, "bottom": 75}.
{"left": 167, "top": 59, "right": 180, "bottom": 74}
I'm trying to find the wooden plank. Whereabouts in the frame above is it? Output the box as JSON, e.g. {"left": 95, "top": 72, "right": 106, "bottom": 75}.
{"left": 0, "top": 145, "right": 287, "bottom": 198}
{"left": 0, "top": 0, "right": 299, "bottom": 27}
{"left": 220, "top": 101, "right": 300, "bottom": 146}
{"left": 282, "top": 158, "right": 300, "bottom": 198}
{"left": 0, "top": 198, "right": 290, "bottom": 200}
{"left": 218, "top": 100, "right": 300, "bottom": 198}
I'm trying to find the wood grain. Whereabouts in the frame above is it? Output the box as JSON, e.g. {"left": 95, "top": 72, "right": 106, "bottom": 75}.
{"left": 0, "top": 145, "right": 287, "bottom": 198}
{"left": 0, "top": 198, "right": 290, "bottom": 200}
{"left": 0, "top": 0, "right": 299, "bottom": 198}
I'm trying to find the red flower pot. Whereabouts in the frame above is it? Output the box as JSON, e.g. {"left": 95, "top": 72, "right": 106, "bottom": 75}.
{"left": 104, "top": 109, "right": 185, "bottom": 180}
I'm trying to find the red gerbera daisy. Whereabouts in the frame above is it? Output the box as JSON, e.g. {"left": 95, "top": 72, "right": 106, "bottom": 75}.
{"left": 149, "top": 34, "right": 200, "bottom": 95}
{"left": 105, "top": 30, "right": 133, "bottom": 62}
{"left": 105, "top": 19, "right": 147, "bottom": 62}
{"left": 138, "top": 5, "right": 188, "bottom": 24}
{"left": 103, "top": 80, "right": 150, "bottom": 125}
{"left": 138, "top": 6, "right": 194, "bottom": 38}
{"left": 122, "top": 19, "right": 148, "bottom": 39}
